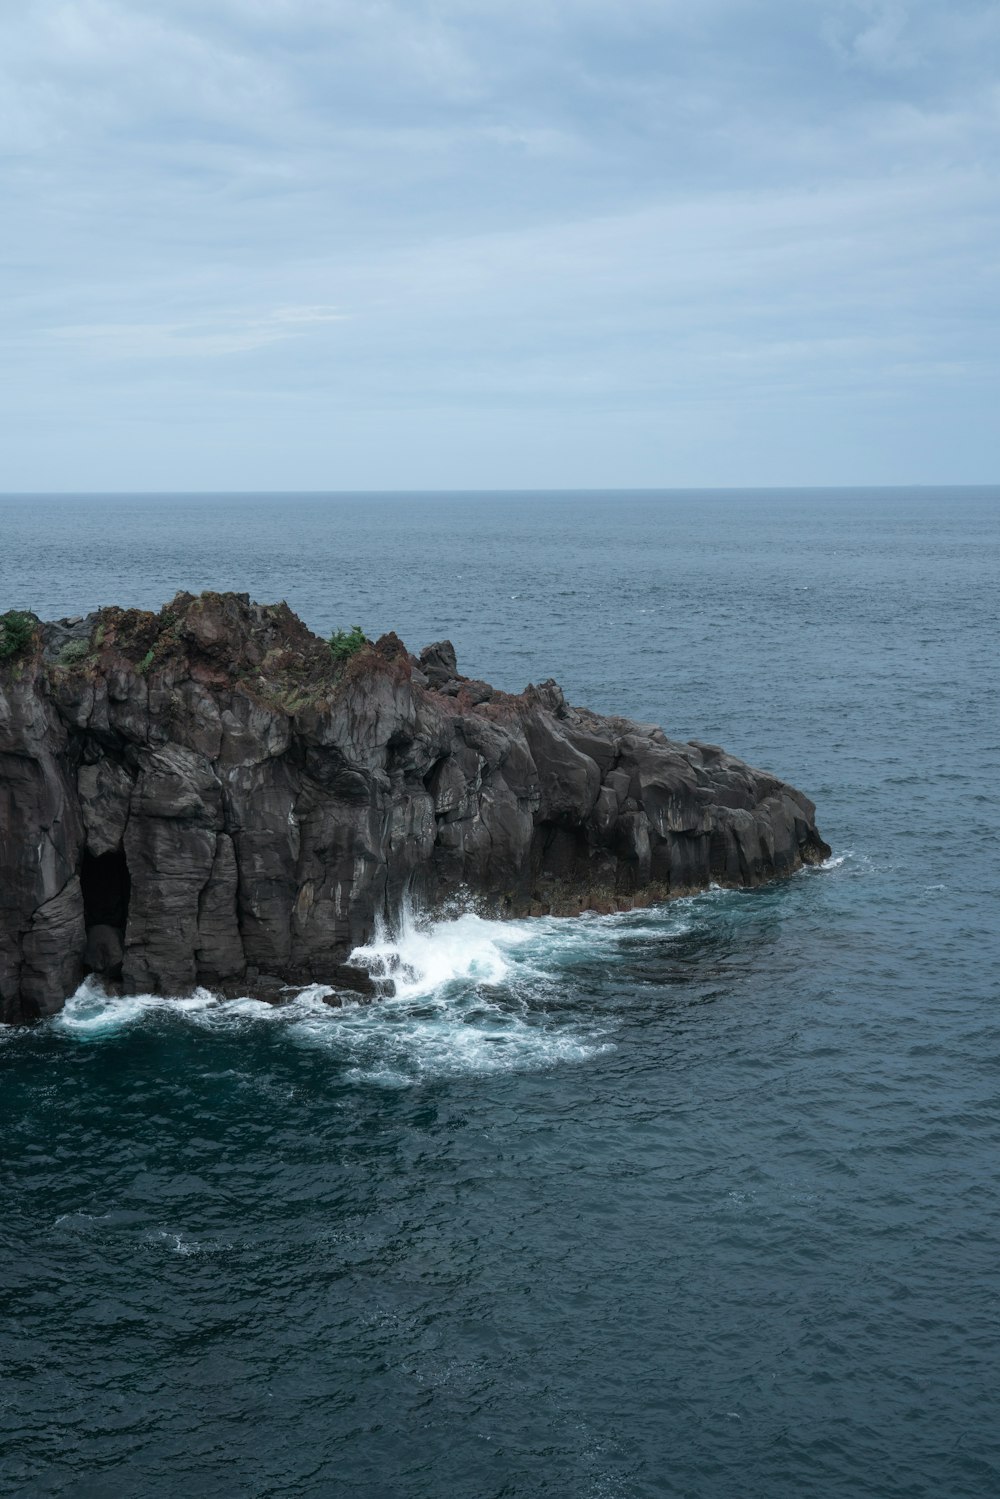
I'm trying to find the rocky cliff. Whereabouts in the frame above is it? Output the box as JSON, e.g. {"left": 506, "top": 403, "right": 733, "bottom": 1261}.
{"left": 0, "top": 592, "right": 830, "bottom": 1022}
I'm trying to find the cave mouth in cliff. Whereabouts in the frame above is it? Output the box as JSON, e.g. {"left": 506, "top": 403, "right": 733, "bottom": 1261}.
{"left": 81, "top": 847, "right": 131, "bottom": 933}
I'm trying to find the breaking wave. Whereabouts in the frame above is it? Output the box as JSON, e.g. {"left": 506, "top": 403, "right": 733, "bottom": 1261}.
{"left": 37, "top": 883, "right": 805, "bottom": 1084}
{"left": 53, "top": 981, "right": 218, "bottom": 1037}
{"left": 348, "top": 902, "right": 536, "bottom": 998}
{"left": 44, "top": 902, "right": 651, "bottom": 1083}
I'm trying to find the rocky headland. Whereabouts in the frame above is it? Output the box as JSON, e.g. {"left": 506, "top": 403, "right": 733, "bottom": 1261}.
{"left": 0, "top": 593, "right": 830, "bottom": 1023}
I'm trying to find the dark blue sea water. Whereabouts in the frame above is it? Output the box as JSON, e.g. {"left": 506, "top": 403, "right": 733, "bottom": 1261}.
{"left": 2, "top": 489, "right": 999, "bottom": 1498}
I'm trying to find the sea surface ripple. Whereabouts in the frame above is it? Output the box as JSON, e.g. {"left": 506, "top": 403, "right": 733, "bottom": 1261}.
{"left": 1, "top": 488, "right": 999, "bottom": 1498}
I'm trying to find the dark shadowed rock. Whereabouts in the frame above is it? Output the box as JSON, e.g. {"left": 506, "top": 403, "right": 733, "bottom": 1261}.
{"left": 0, "top": 592, "right": 830, "bottom": 1022}
{"left": 418, "top": 640, "right": 458, "bottom": 687}
{"left": 84, "top": 924, "right": 124, "bottom": 978}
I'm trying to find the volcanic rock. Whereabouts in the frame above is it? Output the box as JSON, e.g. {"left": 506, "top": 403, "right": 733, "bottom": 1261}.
{"left": 0, "top": 593, "right": 830, "bottom": 1022}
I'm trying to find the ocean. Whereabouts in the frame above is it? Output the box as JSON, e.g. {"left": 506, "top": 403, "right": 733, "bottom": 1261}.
{"left": 2, "top": 489, "right": 998, "bottom": 1497}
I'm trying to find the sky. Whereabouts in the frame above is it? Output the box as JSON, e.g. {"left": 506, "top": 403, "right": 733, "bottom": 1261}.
{"left": 1, "top": 0, "right": 998, "bottom": 490}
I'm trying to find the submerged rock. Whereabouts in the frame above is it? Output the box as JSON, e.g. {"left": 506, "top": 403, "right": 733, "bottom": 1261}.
{"left": 0, "top": 592, "right": 830, "bottom": 1022}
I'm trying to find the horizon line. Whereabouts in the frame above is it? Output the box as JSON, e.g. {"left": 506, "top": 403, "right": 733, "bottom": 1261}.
{"left": 1, "top": 483, "right": 998, "bottom": 499}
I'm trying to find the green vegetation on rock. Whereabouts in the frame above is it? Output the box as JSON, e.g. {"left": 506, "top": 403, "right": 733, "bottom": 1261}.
{"left": 57, "top": 639, "right": 90, "bottom": 667}
{"left": 0, "top": 611, "right": 36, "bottom": 662}
{"left": 329, "top": 625, "right": 367, "bottom": 664}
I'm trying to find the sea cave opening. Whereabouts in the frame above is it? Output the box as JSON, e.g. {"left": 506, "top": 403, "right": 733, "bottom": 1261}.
{"left": 81, "top": 846, "right": 132, "bottom": 936}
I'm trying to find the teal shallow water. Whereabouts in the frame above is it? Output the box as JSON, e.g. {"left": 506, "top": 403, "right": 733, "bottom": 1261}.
{"left": 2, "top": 489, "right": 999, "bottom": 1497}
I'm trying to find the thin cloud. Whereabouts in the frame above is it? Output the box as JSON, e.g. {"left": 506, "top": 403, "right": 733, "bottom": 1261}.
{"left": 47, "top": 306, "right": 347, "bottom": 360}
{"left": 0, "top": 0, "right": 997, "bottom": 486}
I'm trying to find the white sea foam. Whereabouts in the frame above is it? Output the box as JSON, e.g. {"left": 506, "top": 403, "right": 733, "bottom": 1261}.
{"left": 42, "top": 900, "right": 719, "bottom": 1080}
{"left": 301, "top": 1005, "right": 612, "bottom": 1087}
{"left": 287, "top": 900, "right": 616, "bottom": 1083}
{"left": 54, "top": 1208, "right": 148, "bottom": 1232}
{"left": 348, "top": 898, "right": 536, "bottom": 1000}
{"left": 54, "top": 1213, "right": 234, "bottom": 1256}
{"left": 146, "top": 1229, "right": 203, "bottom": 1255}
{"left": 814, "top": 848, "right": 878, "bottom": 875}
{"left": 53, "top": 977, "right": 217, "bottom": 1037}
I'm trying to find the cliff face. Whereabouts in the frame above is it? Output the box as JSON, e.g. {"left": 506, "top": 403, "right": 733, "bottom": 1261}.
{"left": 0, "top": 593, "right": 830, "bottom": 1022}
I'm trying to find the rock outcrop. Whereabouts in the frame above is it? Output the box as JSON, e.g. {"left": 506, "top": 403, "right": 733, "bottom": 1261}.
{"left": 0, "top": 593, "right": 830, "bottom": 1022}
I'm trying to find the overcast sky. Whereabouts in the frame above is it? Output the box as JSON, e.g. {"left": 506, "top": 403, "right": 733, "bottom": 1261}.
{"left": 2, "top": 0, "right": 998, "bottom": 490}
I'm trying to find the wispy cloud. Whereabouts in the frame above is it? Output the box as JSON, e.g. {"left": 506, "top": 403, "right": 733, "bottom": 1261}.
{"left": 47, "top": 306, "right": 346, "bottom": 360}
{"left": 0, "top": 0, "right": 997, "bottom": 486}
{"left": 822, "top": 1, "right": 917, "bottom": 72}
